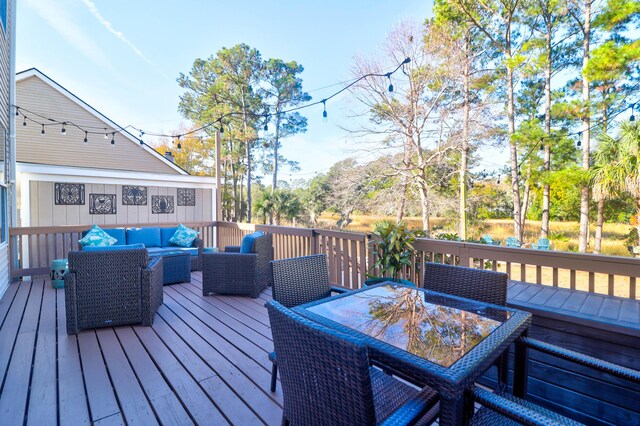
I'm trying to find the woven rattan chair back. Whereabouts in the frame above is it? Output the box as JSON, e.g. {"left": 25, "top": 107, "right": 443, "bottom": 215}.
{"left": 266, "top": 300, "right": 377, "bottom": 425}
{"left": 271, "top": 254, "right": 331, "bottom": 308}
{"left": 422, "top": 262, "right": 508, "bottom": 306}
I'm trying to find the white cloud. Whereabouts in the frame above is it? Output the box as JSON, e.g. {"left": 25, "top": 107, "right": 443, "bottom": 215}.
{"left": 80, "top": 0, "right": 168, "bottom": 78}
{"left": 23, "top": 0, "right": 111, "bottom": 68}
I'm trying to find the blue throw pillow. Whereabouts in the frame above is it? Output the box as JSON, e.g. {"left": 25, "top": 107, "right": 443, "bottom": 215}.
{"left": 160, "top": 227, "right": 179, "bottom": 247}
{"left": 169, "top": 223, "right": 198, "bottom": 247}
{"left": 127, "top": 227, "right": 161, "bottom": 247}
{"left": 240, "top": 230, "right": 265, "bottom": 253}
{"left": 79, "top": 225, "right": 117, "bottom": 247}
{"left": 83, "top": 243, "right": 145, "bottom": 252}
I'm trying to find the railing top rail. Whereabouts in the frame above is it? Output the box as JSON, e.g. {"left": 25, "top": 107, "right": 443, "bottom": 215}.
{"left": 9, "top": 222, "right": 216, "bottom": 236}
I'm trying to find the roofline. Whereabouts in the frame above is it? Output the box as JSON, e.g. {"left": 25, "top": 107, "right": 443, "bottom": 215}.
{"left": 16, "top": 67, "right": 190, "bottom": 175}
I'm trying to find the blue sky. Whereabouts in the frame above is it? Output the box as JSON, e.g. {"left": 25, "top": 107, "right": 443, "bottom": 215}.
{"left": 17, "top": 0, "right": 435, "bottom": 179}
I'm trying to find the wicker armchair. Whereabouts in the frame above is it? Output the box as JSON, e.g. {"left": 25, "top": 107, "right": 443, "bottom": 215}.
{"left": 64, "top": 248, "right": 163, "bottom": 335}
{"left": 202, "top": 233, "right": 273, "bottom": 298}
{"left": 266, "top": 300, "right": 439, "bottom": 425}
{"left": 468, "top": 337, "right": 640, "bottom": 425}
{"left": 423, "top": 262, "right": 509, "bottom": 387}
{"left": 269, "top": 254, "right": 347, "bottom": 392}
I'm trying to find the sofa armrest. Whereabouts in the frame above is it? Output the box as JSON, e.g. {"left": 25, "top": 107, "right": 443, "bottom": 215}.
{"left": 225, "top": 246, "right": 241, "bottom": 253}
{"left": 141, "top": 256, "right": 163, "bottom": 326}
{"left": 64, "top": 272, "right": 79, "bottom": 335}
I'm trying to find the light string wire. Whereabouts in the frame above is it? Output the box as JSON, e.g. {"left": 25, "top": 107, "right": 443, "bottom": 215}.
{"left": 12, "top": 57, "right": 411, "bottom": 145}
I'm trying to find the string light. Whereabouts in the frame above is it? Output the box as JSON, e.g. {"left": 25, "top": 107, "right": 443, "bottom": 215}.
{"left": 104, "top": 128, "right": 109, "bottom": 139}
{"left": 539, "top": 144, "right": 544, "bottom": 151}
{"left": 110, "top": 132, "right": 115, "bottom": 145}
{"left": 41, "top": 124, "right": 45, "bottom": 135}
{"left": 631, "top": 104, "right": 636, "bottom": 122}
{"left": 322, "top": 99, "right": 327, "bottom": 119}
{"left": 61, "top": 122, "right": 66, "bottom": 134}
{"left": 577, "top": 131, "right": 582, "bottom": 147}
{"left": 15, "top": 108, "right": 19, "bottom": 116}
{"left": 176, "top": 135, "right": 182, "bottom": 150}
{"left": 386, "top": 73, "right": 393, "bottom": 93}
{"left": 22, "top": 116, "right": 26, "bottom": 126}
{"left": 84, "top": 131, "right": 88, "bottom": 143}
{"left": 263, "top": 115, "right": 269, "bottom": 131}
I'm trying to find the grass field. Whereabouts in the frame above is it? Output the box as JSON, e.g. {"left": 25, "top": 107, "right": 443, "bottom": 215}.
{"left": 318, "top": 214, "right": 634, "bottom": 257}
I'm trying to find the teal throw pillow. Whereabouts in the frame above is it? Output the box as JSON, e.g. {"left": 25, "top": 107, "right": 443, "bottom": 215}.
{"left": 79, "top": 225, "right": 117, "bottom": 247}
{"left": 169, "top": 223, "right": 198, "bottom": 247}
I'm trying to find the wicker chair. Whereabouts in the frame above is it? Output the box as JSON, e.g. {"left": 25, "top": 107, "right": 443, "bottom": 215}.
{"left": 64, "top": 248, "right": 164, "bottom": 335}
{"left": 269, "top": 254, "right": 347, "bottom": 392}
{"left": 468, "top": 337, "right": 640, "bottom": 425}
{"left": 266, "top": 300, "right": 439, "bottom": 425}
{"left": 423, "top": 262, "right": 509, "bottom": 388}
{"left": 202, "top": 233, "right": 273, "bottom": 298}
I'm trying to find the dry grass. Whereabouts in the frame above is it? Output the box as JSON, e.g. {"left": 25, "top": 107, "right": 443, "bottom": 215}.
{"left": 318, "top": 214, "right": 633, "bottom": 257}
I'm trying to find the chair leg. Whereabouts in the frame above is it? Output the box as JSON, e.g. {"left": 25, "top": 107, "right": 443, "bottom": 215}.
{"left": 496, "top": 353, "right": 509, "bottom": 391}
{"left": 270, "top": 362, "right": 278, "bottom": 392}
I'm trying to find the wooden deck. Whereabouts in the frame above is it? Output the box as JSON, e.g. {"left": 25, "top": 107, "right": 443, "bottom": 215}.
{"left": 0, "top": 273, "right": 283, "bottom": 425}
{"left": 1, "top": 274, "right": 639, "bottom": 425}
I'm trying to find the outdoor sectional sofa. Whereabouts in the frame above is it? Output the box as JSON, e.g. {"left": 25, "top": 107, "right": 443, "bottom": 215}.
{"left": 81, "top": 226, "right": 203, "bottom": 271}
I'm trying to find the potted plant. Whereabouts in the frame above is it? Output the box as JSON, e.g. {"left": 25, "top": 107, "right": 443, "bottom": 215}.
{"left": 366, "top": 220, "right": 426, "bottom": 286}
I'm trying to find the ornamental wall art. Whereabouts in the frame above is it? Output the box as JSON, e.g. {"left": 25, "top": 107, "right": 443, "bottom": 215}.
{"left": 122, "top": 185, "right": 148, "bottom": 205}
{"left": 177, "top": 188, "right": 196, "bottom": 206}
{"left": 89, "top": 194, "right": 117, "bottom": 214}
{"left": 54, "top": 183, "right": 85, "bottom": 205}
{"left": 152, "top": 195, "right": 174, "bottom": 214}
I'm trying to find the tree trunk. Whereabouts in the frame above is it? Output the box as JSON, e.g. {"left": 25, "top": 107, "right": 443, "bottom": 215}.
{"left": 507, "top": 63, "right": 522, "bottom": 240}
{"left": 396, "top": 136, "right": 412, "bottom": 223}
{"left": 418, "top": 179, "right": 431, "bottom": 233}
{"left": 594, "top": 198, "right": 604, "bottom": 253}
{"left": 578, "top": 1, "right": 591, "bottom": 252}
{"left": 460, "top": 34, "right": 471, "bottom": 240}
{"left": 541, "top": 28, "right": 552, "bottom": 238}
{"left": 241, "top": 89, "right": 253, "bottom": 223}
{"left": 272, "top": 112, "right": 281, "bottom": 192}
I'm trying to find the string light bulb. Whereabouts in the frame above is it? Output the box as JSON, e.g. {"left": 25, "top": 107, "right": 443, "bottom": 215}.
{"left": 263, "top": 115, "right": 269, "bottom": 131}
{"left": 497, "top": 175, "right": 501, "bottom": 185}
{"left": 41, "top": 124, "right": 45, "bottom": 135}
{"left": 15, "top": 108, "right": 19, "bottom": 116}
{"left": 322, "top": 99, "right": 327, "bottom": 120}
{"left": 539, "top": 143, "right": 544, "bottom": 151}
{"left": 104, "top": 128, "right": 108, "bottom": 139}
{"left": 22, "top": 116, "right": 26, "bottom": 126}
{"left": 61, "top": 122, "right": 66, "bottom": 134}
{"left": 176, "top": 136, "right": 182, "bottom": 150}
{"left": 631, "top": 104, "right": 636, "bottom": 122}
{"left": 577, "top": 131, "right": 582, "bottom": 147}
{"left": 111, "top": 132, "right": 115, "bottom": 145}
{"left": 84, "top": 131, "right": 88, "bottom": 143}
{"left": 386, "top": 73, "right": 393, "bottom": 92}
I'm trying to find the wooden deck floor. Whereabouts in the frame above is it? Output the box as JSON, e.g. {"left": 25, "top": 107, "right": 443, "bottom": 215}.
{"left": 0, "top": 273, "right": 283, "bottom": 425}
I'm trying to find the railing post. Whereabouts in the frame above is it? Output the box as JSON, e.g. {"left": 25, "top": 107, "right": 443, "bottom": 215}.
{"left": 459, "top": 244, "right": 473, "bottom": 267}
{"left": 311, "top": 229, "right": 319, "bottom": 255}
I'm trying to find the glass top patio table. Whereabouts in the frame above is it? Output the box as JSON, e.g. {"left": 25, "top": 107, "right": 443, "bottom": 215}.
{"left": 293, "top": 282, "right": 532, "bottom": 425}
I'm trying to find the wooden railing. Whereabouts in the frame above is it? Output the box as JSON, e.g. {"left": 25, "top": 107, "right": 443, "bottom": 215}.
{"left": 9, "top": 221, "right": 640, "bottom": 299}
{"left": 9, "top": 222, "right": 216, "bottom": 279}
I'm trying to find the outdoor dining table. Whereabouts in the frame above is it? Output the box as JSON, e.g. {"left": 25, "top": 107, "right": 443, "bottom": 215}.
{"left": 293, "top": 281, "right": 533, "bottom": 425}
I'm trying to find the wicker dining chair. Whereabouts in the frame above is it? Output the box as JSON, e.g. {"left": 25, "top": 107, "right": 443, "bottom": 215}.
{"left": 269, "top": 254, "right": 347, "bottom": 392}
{"left": 468, "top": 337, "right": 640, "bottom": 425}
{"left": 266, "top": 300, "right": 439, "bottom": 425}
{"left": 423, "top": 262, "right": 509, "bottom": 388}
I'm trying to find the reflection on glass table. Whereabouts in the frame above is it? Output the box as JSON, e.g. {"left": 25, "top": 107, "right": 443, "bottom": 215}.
{"left": 307, "top": 284, "right": 510, "bottom": 367}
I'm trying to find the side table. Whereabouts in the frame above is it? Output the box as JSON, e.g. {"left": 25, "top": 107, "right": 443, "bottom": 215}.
{"left": 50, "top": 258, "right": 68, "bottom": 288}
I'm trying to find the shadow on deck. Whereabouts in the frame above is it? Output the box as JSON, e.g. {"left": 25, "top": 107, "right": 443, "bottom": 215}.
{"left": 0, "top": 272, "right": 281, "bottom": 425}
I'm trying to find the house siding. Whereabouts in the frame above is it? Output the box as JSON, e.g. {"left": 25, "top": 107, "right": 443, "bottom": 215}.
{"left": 16, "top": 76, "right": 180, "bottom": 174}
{"left": 30, "top": 181, "right": 212, "bottom": 227}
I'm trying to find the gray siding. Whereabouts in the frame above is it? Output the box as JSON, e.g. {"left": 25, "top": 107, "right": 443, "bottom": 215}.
{"left": 30, "top": 181, "right": 212, "bottom": 226}
{"left": 16, "top": 76, "right": 180, "bottom": 174}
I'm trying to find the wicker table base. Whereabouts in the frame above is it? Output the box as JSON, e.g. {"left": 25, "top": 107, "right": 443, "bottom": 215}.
{"left": 150, "top": 251, "right": 191, "bottom": 285}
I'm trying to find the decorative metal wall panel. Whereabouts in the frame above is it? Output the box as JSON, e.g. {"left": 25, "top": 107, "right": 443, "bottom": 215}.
{"left": 89, "top": 194, "right": 117, "bottom": 214}
{"left": 55, "top": 183, "right": 85, "bottom": 205}
{"left": 177, "top": 188, "right": 196, "bottom": 206}
{"left": 122, "top": 185, "right": 148, "bottom": 205}
{"left": 152, "top": 195, "right": 174, "bottom": 214}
